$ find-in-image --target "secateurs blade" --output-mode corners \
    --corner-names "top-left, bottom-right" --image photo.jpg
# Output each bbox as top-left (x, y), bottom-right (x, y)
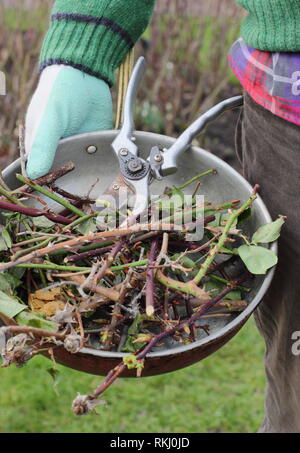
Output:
top-left (111, 57), bottom-right (243, 222)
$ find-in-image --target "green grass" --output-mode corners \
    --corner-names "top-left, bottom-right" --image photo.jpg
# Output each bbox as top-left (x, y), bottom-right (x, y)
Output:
top-left (0, 318), bottom-right (266, 433)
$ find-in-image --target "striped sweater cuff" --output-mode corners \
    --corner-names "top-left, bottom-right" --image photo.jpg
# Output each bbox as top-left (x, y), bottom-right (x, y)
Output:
top-left (238, 0), bottom-right (300, 51)
top-left (40, 0), bottom-right (155, 86)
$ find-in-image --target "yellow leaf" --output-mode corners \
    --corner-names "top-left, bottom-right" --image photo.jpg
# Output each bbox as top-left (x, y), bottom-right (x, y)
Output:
top-left (40, 301), bottom-right (65, 317)
top-left (183, 326), bottom-right (191, 335)
top-left (29, 288), bottom-right (66, 315)
top-left (34, 288), bottom-right (61, 301)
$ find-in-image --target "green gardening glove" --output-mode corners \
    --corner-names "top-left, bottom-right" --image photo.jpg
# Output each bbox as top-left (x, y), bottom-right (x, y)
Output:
top-left (25, 65), bottom-right (113, 180)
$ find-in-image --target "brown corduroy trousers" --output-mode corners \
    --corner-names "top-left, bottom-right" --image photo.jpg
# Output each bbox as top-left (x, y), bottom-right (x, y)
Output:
top-left (235, 93), bottom-right (300, 433)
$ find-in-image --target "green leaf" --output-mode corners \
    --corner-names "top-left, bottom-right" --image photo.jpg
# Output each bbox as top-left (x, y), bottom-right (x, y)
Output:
top-left (76, 218), bottom-right (97, 235)
top-left (122, 314), bottom-right (149, 352)
top-left (252, 217), bottom-right (285, 245)
top-left (47, 367), bottom-right (61, 396)
top-left (171, 254), bottom-right (197, 277)
top-left (170, 186), bottom-right (185, 201)
top-left (15, 311), bottom-right (58, 332)
top-left (32, 216), bottom-right (55, 229)
top-left (0, 290), bottom-right (27, 318)
top-left (2, 229), bottom-right (12, 248)
top-left (159, 186), bottom-right (185, 214)
top-left (237, 207), bottom-right (252, 225)
top-left (209, 212), bottom-right (238, 229)
top-left (0, 236), bottom-right (8, 252)
top-left (171, 254), bottom-right (195, 268)
top-left (238, 245), bottom-right (278, 275)
top-left (219, 246), bottom-right (239, 255)
top-left (204, 280), bottom-right (241, 301)
top-left (0, 272), bottom-right (22, 294)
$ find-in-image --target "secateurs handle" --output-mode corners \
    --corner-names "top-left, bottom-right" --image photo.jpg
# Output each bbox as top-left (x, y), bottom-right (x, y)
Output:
top-left (160, 95), bottom-right (244, 176)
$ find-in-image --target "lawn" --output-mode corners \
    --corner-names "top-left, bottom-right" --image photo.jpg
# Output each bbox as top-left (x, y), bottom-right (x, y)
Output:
top-left (0, 318), bottom-right (266, 433)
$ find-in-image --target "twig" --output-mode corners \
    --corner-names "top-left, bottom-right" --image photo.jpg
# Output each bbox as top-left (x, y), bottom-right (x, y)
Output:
top-left (16, 174), bottom-right (86, 218)
top-left (193, 191), bottom-right (258, 285)
top-left (145, 240), bottom-right (159, 316)
top-left (1, 325), bottom-right (65, 340)
top-left (85, 283), bottom-right (243, 405)
top-left (51, 185), bottom-right (95, 204)
top-left (178, 169), bottom-right (216, 190)
top-left (0, 199), bottom-right (71, 226)
top-left (94, 239), bottom-right (126, 283)
top-left (66, 245), bottom-right (114, 263)
top-left (16, 162), bottom-right (75, 194)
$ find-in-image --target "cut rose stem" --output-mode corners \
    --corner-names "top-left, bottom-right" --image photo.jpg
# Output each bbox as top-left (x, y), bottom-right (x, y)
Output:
top-left (66, 232), bottom-right (161, 263)
top-left (66, 245), bottom-right (114, 263)
top-left (1, 326), bottom-right (66, 341)
top-left (0, 200), bottom-right (72, 225)
top-left (11, 211), bottom-right (95, 260)
top-left (193, 191), bottom-right (258, 286)
top-left (16, 174), bottom-right (86, 218)
top-left (13, 259), bottom-right (149, 273)
top-left (145, 239), bottom-right (159, 316)
top-left (94, 239), bottom-right (126, 283)
top-left (0, 222), bottom-right (187, 273)
top-left (50, 185), bottom-right (95, 204)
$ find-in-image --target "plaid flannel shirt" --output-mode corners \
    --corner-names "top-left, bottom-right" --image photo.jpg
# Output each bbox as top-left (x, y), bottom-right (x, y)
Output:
top-left (228, 38), bottom-right (300, 126)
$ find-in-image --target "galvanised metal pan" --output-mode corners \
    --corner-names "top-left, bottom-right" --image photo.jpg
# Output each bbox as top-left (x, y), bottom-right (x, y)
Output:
top-left (2, 129), bottom-right (276, 377)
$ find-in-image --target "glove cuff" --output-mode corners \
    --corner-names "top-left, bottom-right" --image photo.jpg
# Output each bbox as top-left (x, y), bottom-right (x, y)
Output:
top-left (39, 0), bottom-right (155, 86)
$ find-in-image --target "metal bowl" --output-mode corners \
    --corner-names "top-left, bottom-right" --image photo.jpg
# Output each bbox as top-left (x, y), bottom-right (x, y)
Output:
top-left (2, 130), bottom-right (276, 377)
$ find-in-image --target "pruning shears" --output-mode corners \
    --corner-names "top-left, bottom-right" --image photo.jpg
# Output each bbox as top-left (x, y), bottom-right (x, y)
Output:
top-left (111, 57), bottom-right (243, 220)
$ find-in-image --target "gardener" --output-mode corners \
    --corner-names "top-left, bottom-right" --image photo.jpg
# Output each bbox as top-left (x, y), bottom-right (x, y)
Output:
top-left (25, 0), bottom-right (300, 433)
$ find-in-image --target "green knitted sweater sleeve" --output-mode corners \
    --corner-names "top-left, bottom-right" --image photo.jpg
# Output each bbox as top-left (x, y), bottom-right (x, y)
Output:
top-left (237, 0), bottom-right (300, 51)
top-left (40, 0), bottom-right (156, 86)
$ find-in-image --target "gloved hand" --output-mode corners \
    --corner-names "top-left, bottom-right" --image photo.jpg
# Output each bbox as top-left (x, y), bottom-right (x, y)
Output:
top-left (25, 65), bottom-right (113, 180)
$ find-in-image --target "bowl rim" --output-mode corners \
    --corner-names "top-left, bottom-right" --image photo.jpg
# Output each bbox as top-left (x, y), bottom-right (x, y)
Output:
top-left (3, 129), bottom-right (277, 359)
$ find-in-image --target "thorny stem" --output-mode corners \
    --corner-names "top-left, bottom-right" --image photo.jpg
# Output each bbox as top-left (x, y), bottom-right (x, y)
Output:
top-left (193, 192), bottom-right (257, 285)
top-left (156, 269), bottom-right (210, 301)
top-left (50, 185), bottom-right (95, 204)
top-left (0, 200), bottom-right (72, 225)
top-left (13, 259), bottom-right (149, 273)
top-left (1, 325), bottom-right (66, 341)
top-left (0, 186), bottom-right (26, 206)
top-left (87, 282), bottom-right (243, 405)
top-left (94, 239), bottom-right (126, 283)
top-left (0, 222), bottom-right (188, 272)
top-left (16, 174), bottom-right (86, 218)
top-left (66, 245), bottom-right (114, 263)
top-left (178, 169), bottom-right (216, 191)
top-left (162, 169), bottom-right (216, 197)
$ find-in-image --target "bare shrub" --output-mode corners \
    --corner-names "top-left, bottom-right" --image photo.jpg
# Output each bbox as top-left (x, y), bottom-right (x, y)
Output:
top-left (0, 0), bottom-right (243, 167)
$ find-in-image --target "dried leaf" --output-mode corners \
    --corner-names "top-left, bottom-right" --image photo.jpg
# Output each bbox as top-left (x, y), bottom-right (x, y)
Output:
top-left (29, 288), bottom-right (66, 316)
top-left (40, 301), bottom-right (66, 317)
top-left (33, 288), bottom-right (62, 301)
